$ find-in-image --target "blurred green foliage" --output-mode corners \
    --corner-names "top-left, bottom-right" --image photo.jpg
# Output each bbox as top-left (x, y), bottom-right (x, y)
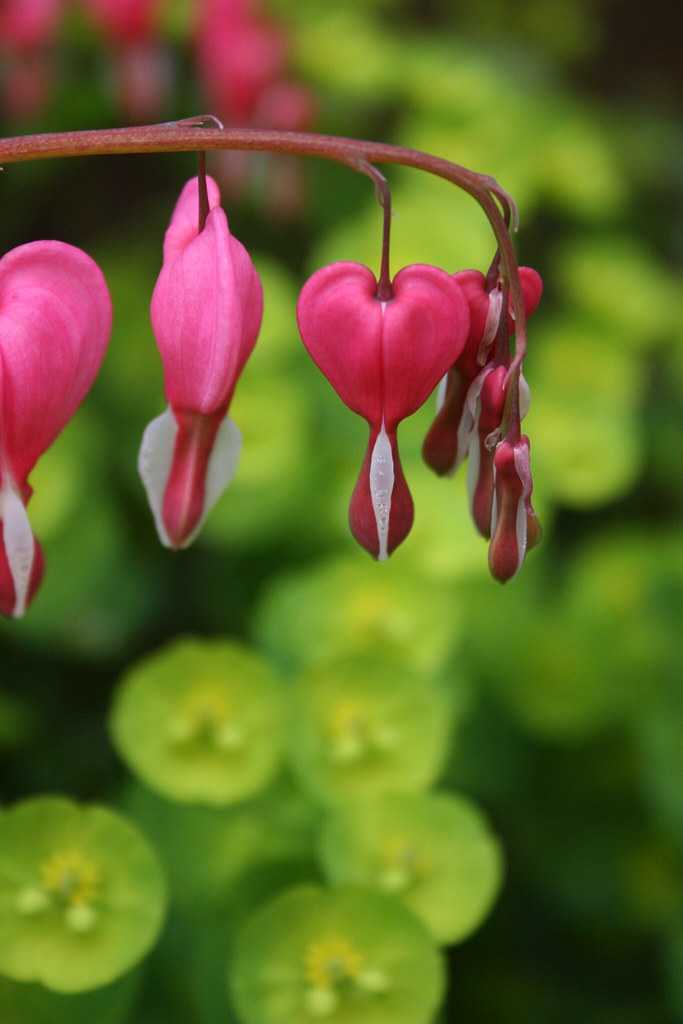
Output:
top-left (1, 0), bottom-right (682, 1021)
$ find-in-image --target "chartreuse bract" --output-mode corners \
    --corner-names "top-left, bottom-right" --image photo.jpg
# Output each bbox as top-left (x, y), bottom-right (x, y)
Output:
top-left (0, 796), bottom-right (166, 993)
top-left (109, 636), bottom-right (285, 805)
top-left (229, 884), bottom-right (444, 1024)
top-left (286, 653), bottom-right (454, 805)
top-left (319, 791), bottom-right (504, 945)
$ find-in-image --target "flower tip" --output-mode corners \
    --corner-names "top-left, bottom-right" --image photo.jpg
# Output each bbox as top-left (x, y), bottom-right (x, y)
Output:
top-left (349, 426), bottom-right (414, 560)
top-left (0, 519), bottom-right (44, 619)
top-left (138, 408), bottom-right (242, 550)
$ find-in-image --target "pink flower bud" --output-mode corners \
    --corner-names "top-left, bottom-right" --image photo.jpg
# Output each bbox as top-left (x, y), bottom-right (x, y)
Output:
top-left (297, 261), bottom-right (469, 559)
top-left (423, 267), bottom-right (542, 477)
top-left (466, 364), bottom-right (508, 538)
top-left (138, 175), bottom-right (263, 550)
top-left (0, 241), bottom-right (111, 617)
top-left (488, 435), bottom-right (541, 583)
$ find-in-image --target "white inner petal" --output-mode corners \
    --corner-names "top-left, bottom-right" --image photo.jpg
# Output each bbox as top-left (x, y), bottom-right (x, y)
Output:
top-left (465, 431), bottom-right (481, 517)
top-left (193, 414), bottom-right (242, 548)
top-left (478, 287), bottom-right (504, 364)
top-left (1, 482), bottom-right (35, 618)
top-left (137, 408), bottom-right (177, 548)
top-left (435, 373), bottom-right (448, 414)
top-left (513, 487), bottom-right (528, 577)
top-left (137, 407), bottom-right (242, 549)
top-left (369, 420), bottom-right (394, 562)
top-left (519, 372), bottom-right (531, 419)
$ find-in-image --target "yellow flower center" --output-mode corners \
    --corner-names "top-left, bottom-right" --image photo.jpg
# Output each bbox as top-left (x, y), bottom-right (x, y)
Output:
top-left (167, 685), bottom-right (246, 749)
top-left (302, 936), bottom-right (364, 990)
top-left (379, 836), bottom-right (429, 892)
top-left (326, 702), bottom-right (397, 763)
top-left (39, 851), bottom-right (101, 907)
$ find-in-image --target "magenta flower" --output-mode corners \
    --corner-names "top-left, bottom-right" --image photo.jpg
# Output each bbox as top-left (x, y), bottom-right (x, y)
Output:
top-left (0, 241), bottom-right (112, 617)
top-left (488, 435), bottom-right (541, 583)
top-left (297, 261), bottom-right (469, 559)
top-left (138, 175), bottom-right (263, 550)
top-left (423, 266), bottom-right (542, 477)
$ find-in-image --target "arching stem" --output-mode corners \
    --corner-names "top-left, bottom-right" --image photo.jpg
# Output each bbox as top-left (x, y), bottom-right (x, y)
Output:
top-left (0, 120), bottom-right (527, 370)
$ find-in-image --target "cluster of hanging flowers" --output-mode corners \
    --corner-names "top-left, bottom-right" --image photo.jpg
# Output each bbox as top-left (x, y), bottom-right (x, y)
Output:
top-left (297, 170), bottom-right (543, 582)
top-left (0, 149), bottom-right (542, 619)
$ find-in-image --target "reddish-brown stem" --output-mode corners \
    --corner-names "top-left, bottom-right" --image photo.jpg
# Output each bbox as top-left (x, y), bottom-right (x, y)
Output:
top-left (0, 120), bottom-right (527, 366)
top-left (197, 150), bottom-right (210, 233)
top-left (359, 161), bottom-right (392, 301)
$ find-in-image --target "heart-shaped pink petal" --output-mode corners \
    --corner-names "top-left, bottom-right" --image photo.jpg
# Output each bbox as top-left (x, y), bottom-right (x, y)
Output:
top-left (0, 240), bottom-right (111, 487)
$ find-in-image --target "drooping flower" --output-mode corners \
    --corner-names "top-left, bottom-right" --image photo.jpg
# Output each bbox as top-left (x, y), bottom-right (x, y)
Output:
top-left (297, 261), bottom-right (469, 559)
top-left (0, 241), bottom-right (112, 617)
top-left (488, 434), bottom-right (541, 583)
top-left (138, 174), bottom-right (263, 550)
top-left (423, 266), bottom-right (542, 477)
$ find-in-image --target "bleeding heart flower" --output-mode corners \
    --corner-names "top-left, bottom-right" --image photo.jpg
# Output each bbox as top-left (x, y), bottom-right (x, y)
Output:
top-left (138, 174), bottom-right (263, 550)
top-left (488, 435), bottom-right (541, 583)
top-left (423, 266), bottom-right (542, 477)
top-left (297, 261), bottom-right (469, 560)
top-left (0, 241), bottom-right (112, 617)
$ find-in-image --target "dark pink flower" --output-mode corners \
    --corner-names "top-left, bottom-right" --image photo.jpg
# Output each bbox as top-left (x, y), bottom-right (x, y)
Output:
top-left (423, 266), bottom-right (542, 477)
top-left (488, 435), bottom-right (541, 583)
top-left (297, 261), bottom-right (469, 559)
top-left (138, 175), bottom-right (263, 550)
top-left (0, 241), bottom-right (111, 617)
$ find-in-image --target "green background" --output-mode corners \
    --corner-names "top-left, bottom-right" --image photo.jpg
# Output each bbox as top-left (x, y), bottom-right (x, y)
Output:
top-left (1, 0), bottom-right (682, 1020)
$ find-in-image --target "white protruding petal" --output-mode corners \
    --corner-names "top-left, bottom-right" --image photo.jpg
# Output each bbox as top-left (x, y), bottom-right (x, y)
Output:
top-left (138, 406), bottom-right (243, 549)
top-left (490, 485), bottom-right (499, 538)
top-left (519, 372), bottom-right (531, 419)
top-left (191, 414), bottom-right (241, 548)
top-left (452, 400), bottom-right (476, 477)
top-left (138, 408), bottom-right (177, 548)
top-left (514, 489), bottom-right (528, 574)
top-left (465, 431), bottom-right (481, 518)
top-left (1, 482), bottom-right (35, 618)
top-left (477, 287), bottom-right (504, 364)
top-left (435, 373), bottom-right (448, 414)
top-left (369, 420), bottom-right (394, 562)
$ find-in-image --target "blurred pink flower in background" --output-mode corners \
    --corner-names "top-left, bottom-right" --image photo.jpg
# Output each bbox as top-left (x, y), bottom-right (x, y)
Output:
top-left (0, 0), bottom-right (63, 117)
top-left (78, 0), bottom-right (170, 121)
